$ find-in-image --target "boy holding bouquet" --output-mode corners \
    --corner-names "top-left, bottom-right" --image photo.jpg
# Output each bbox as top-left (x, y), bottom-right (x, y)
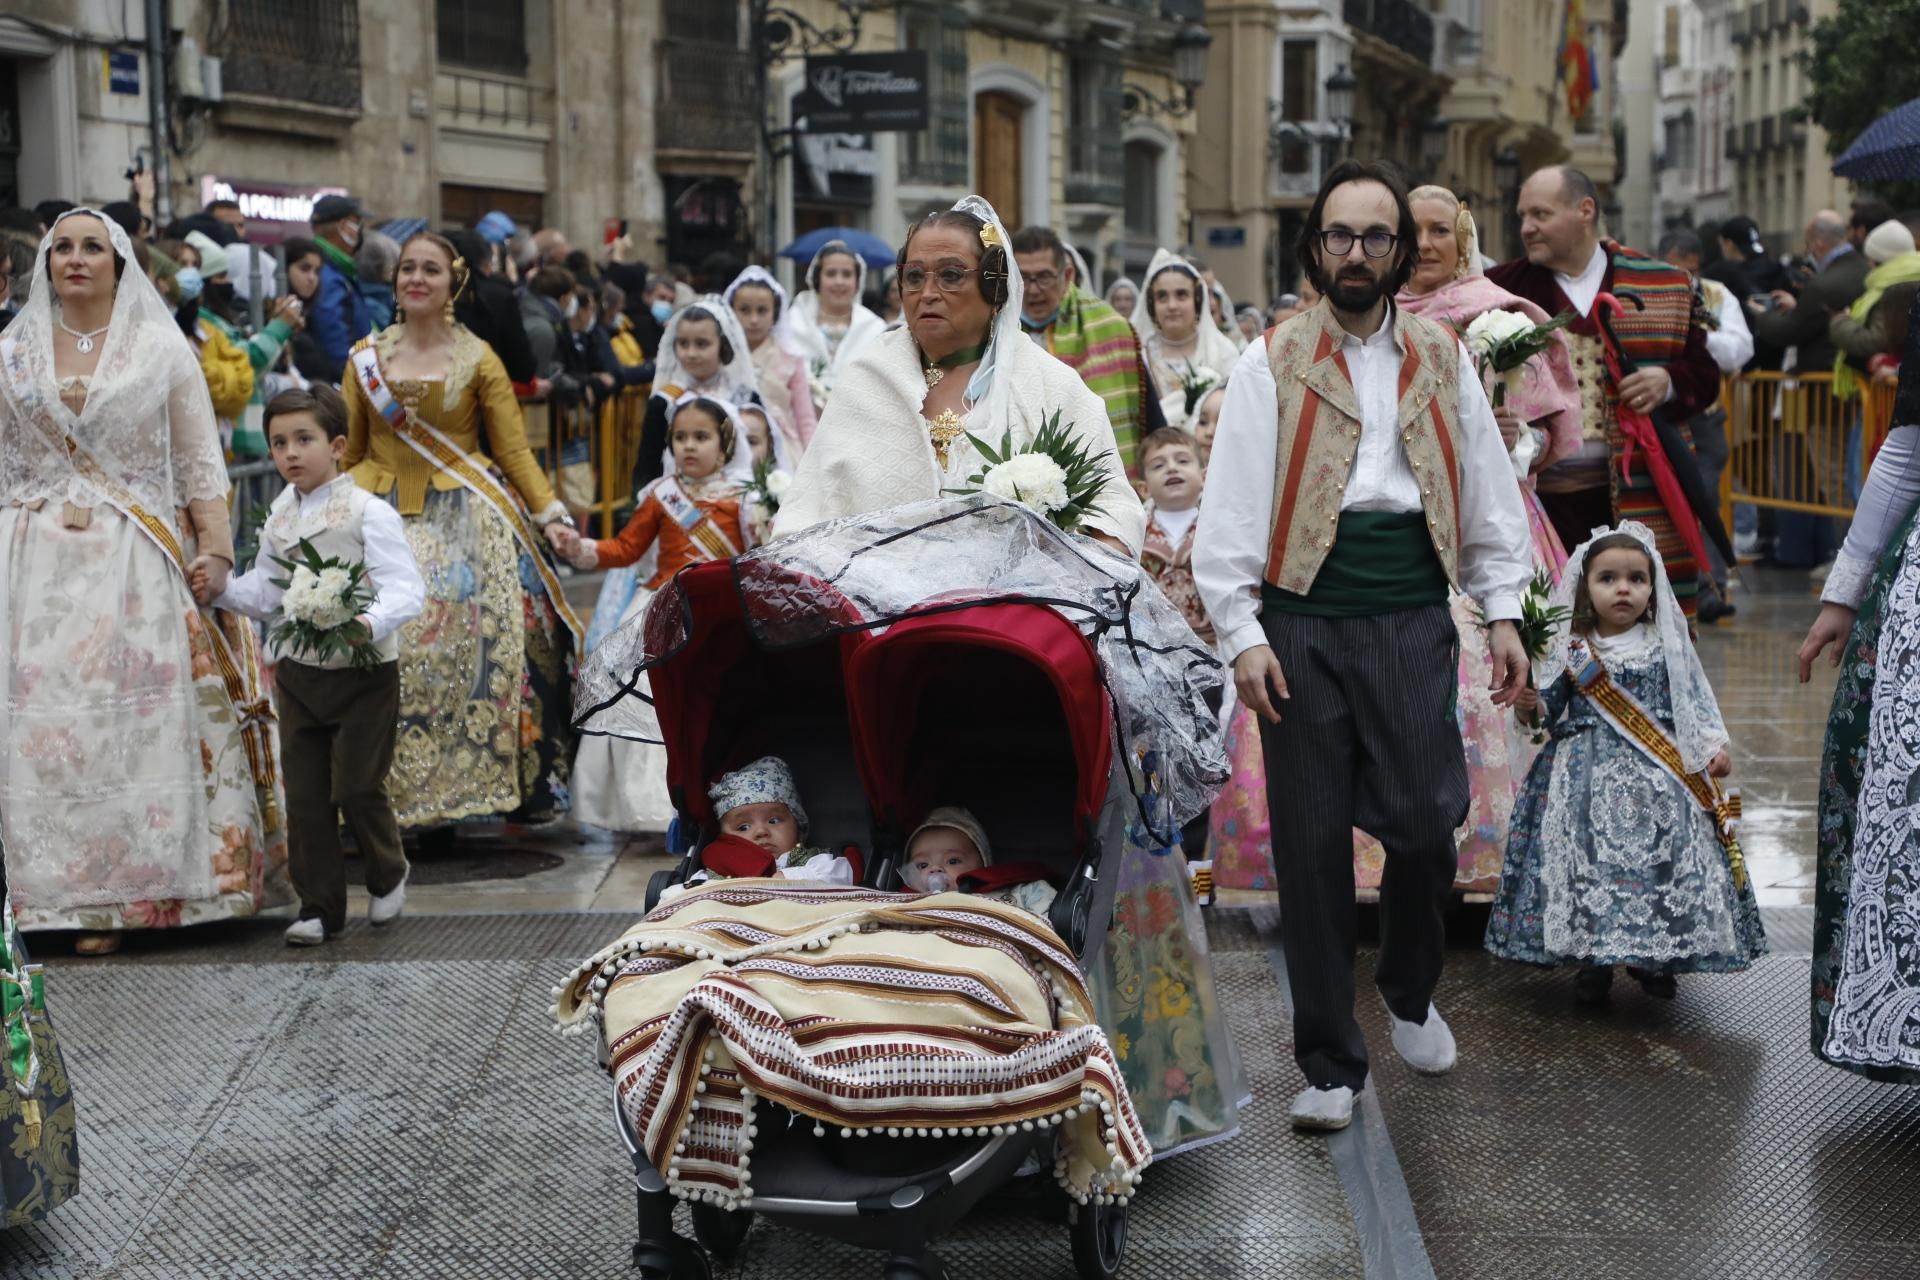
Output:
top-left (192, 387), bottom-right (426, 945)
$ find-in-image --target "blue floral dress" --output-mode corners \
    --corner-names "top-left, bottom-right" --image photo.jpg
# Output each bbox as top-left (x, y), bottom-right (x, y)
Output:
top-left (1486, 625), bottom-right (1766, 972)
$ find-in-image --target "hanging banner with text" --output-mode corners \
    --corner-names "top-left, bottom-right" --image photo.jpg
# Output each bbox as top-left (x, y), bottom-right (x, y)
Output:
top-left (792, 51), bottom-right (929, 134)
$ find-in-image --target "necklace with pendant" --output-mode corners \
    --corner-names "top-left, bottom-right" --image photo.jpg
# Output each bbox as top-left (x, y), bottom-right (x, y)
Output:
top-left (58, 317), bottom-right (111, 354)
top-left (921, 341), bottom-right (987, 389)
top-left (927, 408), bottom-right (967, 469)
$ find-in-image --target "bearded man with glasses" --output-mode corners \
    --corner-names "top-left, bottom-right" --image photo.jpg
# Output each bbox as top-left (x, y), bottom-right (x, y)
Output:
top-left (1008, 225), bottom-right (1160, 479)
top-left (1194, 160), bottom-right (1534, 1133)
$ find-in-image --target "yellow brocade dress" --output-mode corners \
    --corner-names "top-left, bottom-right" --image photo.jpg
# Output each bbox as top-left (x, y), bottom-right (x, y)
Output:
top-left (341, 327), bottom-right (577, 826)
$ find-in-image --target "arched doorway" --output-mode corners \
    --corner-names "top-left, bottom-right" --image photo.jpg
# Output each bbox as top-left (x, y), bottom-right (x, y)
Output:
top-left (974, 91), bottom-right (1025, 229)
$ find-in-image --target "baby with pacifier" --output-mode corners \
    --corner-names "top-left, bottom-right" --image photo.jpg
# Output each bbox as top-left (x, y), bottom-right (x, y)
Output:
top-left (900, 806), bottom-right (1057, 917)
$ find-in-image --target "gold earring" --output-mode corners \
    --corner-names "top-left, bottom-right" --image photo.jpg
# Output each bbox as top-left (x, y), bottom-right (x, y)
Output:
top-left (443, 295), bottom-right (455, 323)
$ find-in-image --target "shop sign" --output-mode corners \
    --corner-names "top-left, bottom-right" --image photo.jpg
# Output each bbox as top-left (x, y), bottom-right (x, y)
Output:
top-left (199, 177), bottom-right (348, 228)
top-left (793, 51), bottom-right (929, 134)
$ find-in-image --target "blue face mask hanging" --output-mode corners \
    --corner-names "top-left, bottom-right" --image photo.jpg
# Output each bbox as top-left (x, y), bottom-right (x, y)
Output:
top-left (650, 300), bottom-right (673, 324)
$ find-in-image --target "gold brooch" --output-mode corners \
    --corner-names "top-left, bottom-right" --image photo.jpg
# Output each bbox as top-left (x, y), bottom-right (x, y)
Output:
top-left (928, 409), bottom-right (966, 468)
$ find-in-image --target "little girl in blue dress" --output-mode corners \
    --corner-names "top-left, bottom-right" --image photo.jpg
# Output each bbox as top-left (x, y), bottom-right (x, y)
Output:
top-left (1486, 522), bottom-right (1766, 1003)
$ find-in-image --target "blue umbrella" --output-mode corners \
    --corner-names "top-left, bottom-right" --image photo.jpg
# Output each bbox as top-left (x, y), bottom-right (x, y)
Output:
top-left (1834, 96), bottom-right (1920, 182)
top-left (777, 226), bottom-right (896, 269)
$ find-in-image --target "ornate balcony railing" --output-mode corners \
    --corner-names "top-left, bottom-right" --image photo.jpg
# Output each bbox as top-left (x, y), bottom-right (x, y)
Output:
top-left (211, 0), bottom-right (362, 110)
top-left (1342, 0), bottom-right (1436, 66)
top-left (657, 40), bottom-right (758, 155)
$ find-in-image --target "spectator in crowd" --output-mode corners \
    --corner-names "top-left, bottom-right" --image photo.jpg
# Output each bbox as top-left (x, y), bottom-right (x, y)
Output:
top-left (166, 210), bottom-right (238, 247)
top-left (1749, 210), bottom-right (1870, 565)
top-left (533, 227), bottom-right (571, 271)
top-left (206, 198), bottom-right (247, 232)
top-left (1104, 276), bottom-right (1137, 320)
top-left (1267, 294), bottom-right (1302, 326)
top-left (520, 265), bottom-right (580, 401)
top-left (1660, 228), bottom-right (1755, 623)
top-left (667, 262), bottom-right (697, 307)
top-left (1848, 199), bottom-right (1895, 253)
top-left (562, 284), bottom-right (620, 407)
top-left (508, 229), bottom-right (538, 283)
top-left (475, 210), bottom-right (517, 246)
top-left (1011, 224), bottom-right (1156, 476)
top-left (1710, 215), bottom-right (1791, 313)
top-left (308, 194), bottom-right (373, 381)
top-left (1830, 219), bottom-right (1920, 393)
top-left (0, 235), bottom-right (30, 330)
top-left (32, 200), bottom-right (73, 231)
top-left (355, 229), bottom-right (401, 331)
top-left (1235, 304), bottom-right (1264, 345)
top-left (0, 206), bottom-right (44, 241)
top-left (598, 282), bottom-right (653, 382)
top-left (182, 229), bottom-right (304, 457)
top-left (273, 237), bottom-right (332, 382)
top-left (445, 227), bottom-right (537, 385)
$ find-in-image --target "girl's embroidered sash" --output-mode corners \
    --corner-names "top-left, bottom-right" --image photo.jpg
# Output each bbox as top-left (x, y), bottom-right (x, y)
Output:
top-left (1, 336), bottom-right (281, 824)
top-left (1569, 637), bottom-right (1746, 889)
top-left (352, 346), bottom-right (582, 640)
top-left (654, 476), bottom-right (740, 563)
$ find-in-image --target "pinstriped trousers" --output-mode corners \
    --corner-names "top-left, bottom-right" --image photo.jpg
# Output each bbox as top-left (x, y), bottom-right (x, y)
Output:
top-left (1256, 604), bottom-right (1468, 1091)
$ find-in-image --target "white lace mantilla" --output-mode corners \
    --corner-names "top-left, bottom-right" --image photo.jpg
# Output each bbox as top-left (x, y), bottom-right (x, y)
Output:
top-left (0, 215), bottom-right (227, 517)
top-left (1822, 511), bottom-right (1920, 1070)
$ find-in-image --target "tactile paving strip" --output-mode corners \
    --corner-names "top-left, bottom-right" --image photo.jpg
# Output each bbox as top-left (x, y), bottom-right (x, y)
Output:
top-left (1356, 949), bottom-right (1920, 1280)
top-left (0, 913), bottom-right (1358, 1279)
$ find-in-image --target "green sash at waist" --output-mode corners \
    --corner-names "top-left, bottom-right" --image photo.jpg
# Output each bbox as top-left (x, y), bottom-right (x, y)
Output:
top-left (1262, 510), bottom-right (1448, 618)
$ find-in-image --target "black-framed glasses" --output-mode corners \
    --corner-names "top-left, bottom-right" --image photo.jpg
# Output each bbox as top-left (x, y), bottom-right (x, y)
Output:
top-left (1315, 229), bottom-right (1399, 259)
top-left (900, 265), bottom-right (980, 294)
top-left (1019, 269), bottom-right (1061, 289)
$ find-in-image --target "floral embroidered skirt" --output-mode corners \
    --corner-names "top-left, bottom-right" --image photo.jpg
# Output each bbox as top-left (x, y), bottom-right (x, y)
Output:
top-left (1812, 500), bottom-right (1920, 1085)
top-left (1090, 794), bottom-right (1247, 1156)
top-left (387, 488), bottom-right (576, 828)
top-left (0, 503), bottom-right (290, 930)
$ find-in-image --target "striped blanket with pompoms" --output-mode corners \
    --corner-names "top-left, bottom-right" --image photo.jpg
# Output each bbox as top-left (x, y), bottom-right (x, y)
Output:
top-left (554, 881), bottom-right (1151, 1208)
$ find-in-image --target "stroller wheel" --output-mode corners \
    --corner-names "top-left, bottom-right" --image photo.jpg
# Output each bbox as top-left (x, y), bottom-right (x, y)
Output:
top-left (690, 1200), bottom-right (752, 1260)
top-left (1069, 1197), bottom-right (1129, 1279)
top-left (879, 1252), bottom-right (949, 1280)
top-left (631, 1234), bottom-right (710, 1280)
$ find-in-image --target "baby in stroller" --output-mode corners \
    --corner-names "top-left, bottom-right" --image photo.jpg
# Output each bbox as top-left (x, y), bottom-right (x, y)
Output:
top-left (665, 756), bottom-right (855, 894)
top-left (901, 806), bottom-right (1057, 918)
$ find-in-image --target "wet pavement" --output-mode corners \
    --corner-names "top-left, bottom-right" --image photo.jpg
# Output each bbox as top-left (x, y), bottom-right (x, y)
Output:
top-left (5, 573), bottom-right (1912, 1280)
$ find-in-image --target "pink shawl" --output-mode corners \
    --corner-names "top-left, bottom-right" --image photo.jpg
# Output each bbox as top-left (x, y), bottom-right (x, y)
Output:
top-left (1396, 274), bottom-right (1581, 473)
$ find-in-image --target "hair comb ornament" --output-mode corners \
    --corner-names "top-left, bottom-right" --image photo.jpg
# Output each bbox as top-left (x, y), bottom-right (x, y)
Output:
top-left (979, 223), bottom-right (1000, 250)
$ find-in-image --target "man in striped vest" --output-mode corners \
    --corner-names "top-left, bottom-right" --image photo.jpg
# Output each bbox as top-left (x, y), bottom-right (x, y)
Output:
top-left (1488, 165), bottom-right (1721, 618)
top-left (1195, 161), bottom-right (1534, 1132)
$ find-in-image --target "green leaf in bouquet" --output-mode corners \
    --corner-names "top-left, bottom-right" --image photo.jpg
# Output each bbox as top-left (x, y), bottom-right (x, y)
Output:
top-left (965, 430), bottom-right (1007, 469)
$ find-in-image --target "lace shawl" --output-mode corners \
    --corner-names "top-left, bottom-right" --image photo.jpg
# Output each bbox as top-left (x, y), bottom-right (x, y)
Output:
top-left (0, 209), bottom-right (227, 517)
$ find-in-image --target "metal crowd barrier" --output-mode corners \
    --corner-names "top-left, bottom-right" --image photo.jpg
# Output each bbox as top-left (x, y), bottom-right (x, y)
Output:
top-left (1718, 369), bottom-right (1896, 528)
top-left (227, 457), bottom-right (284, 565)
top-left (523, 384), bottom-right (651, 538)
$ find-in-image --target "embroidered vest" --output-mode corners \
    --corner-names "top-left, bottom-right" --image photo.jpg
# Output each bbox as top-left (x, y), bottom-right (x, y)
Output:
top-left (1260, 305), bottom-right (1465, 596)
top-left (260, 475), bottom-right (399, 668)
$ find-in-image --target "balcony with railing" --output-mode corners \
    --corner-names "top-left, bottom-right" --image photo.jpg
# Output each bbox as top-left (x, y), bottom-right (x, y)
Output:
top-left (657, 40), bottom-right (759, 156)
top-left (210, 0), bottom-right (361, 111)
top-left (1343, 0), bottom-right (1436, 65)
top-left (436, 69), bottom-right (552, 131)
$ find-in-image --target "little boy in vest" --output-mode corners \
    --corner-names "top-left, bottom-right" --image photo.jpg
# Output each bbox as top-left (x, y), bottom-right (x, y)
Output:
top-left (1138, 425), bottom-right (1217, 877)
top-left (193, 387), bottom-right (426, 946)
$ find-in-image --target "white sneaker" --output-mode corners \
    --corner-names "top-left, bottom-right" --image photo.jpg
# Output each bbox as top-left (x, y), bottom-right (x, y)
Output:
top-left (1289, 1085), bottom-right (1356, 1132)
top-left (1388, 1002), bottom-right (1457, 1075)
top-left (368, 870), bottom-right (408, 926)
top-left (284, 918), bottom-right (327, 947)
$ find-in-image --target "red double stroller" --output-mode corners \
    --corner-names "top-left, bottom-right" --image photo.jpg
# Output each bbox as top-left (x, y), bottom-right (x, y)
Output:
top-left (579, 558), bottom-right (1134, 1280)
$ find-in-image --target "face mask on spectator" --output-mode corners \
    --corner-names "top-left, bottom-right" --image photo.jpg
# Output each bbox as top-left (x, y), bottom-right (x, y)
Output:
top-left (175, 266), bottom-right (204, 302)
top-left (564, 295), bottom-right (579, 319)
top-left (650, 300), bottom-right (673, 324)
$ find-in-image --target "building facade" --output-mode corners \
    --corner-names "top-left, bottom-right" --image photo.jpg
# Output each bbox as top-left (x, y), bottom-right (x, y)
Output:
top-left (762, 0), bottom-right (1199, 295)
top-left (1728, 0), bottom-right (1851, 255)
top-left (1651, 0), bottom-right (1738, 242)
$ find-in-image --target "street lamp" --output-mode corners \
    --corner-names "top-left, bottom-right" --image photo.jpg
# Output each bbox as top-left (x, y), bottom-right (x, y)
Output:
top-left (1123, 23), bottom-right (1215, 119)
top-left (1323, 65), bottom-right (1358, 161)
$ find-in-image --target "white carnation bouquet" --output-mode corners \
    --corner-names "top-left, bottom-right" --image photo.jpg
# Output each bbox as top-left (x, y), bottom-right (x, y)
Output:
top-left (271, 538), bottom-right (381, 670)
top-left (946, 410), bottom-right (1109, 534)
top-left (743, 458), bottom-right (791, 545)
top-left (1460, 308), bottom-right (1572, 410)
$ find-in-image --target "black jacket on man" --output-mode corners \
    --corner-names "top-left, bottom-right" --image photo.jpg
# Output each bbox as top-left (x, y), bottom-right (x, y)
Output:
top-left (458, 273), bottom-right (537, 384)
top-left (1750, 246), bottom-right (1871, 376)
